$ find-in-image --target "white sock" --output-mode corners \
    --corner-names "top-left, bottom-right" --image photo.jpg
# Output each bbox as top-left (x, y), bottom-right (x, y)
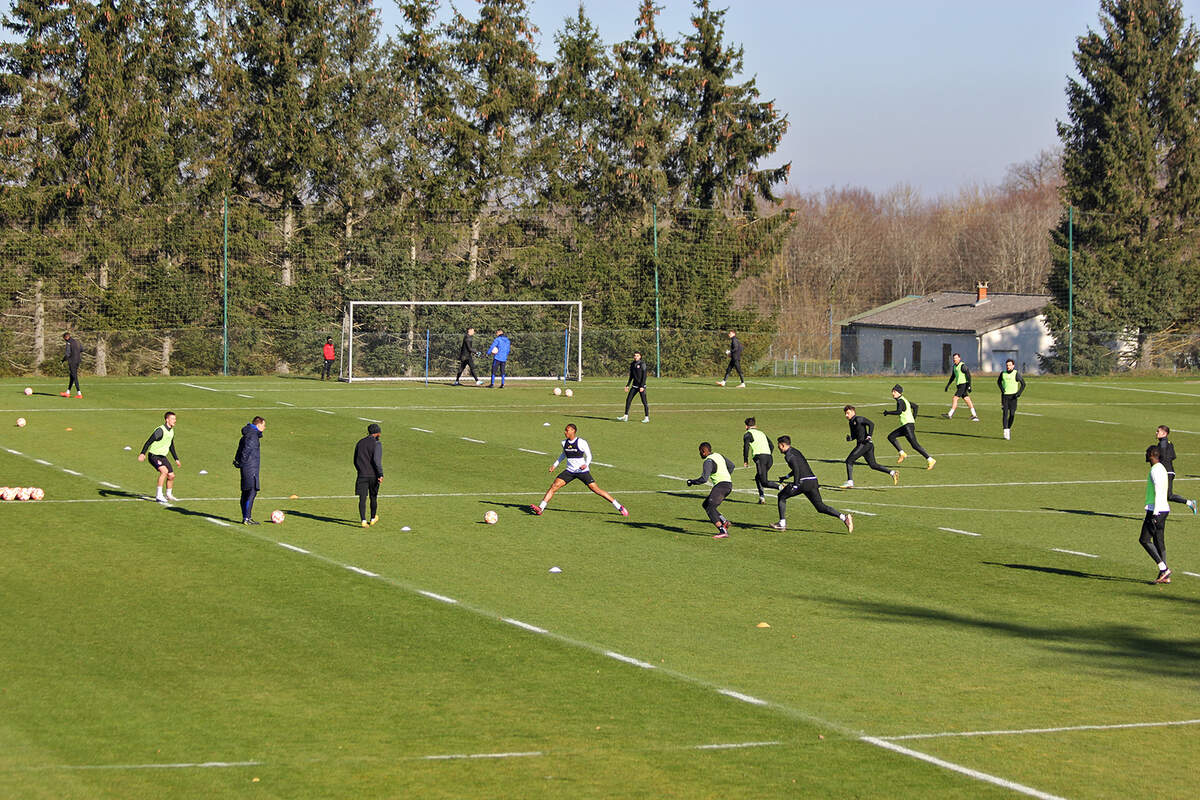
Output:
top-left (538, 501), bottom-right (547, 510)
top-left (1158, 561), bottom-right (1168, 570)
top-left (611, 498), bottom-right (621, 509)
top-left (947, 409), bottom-right (954, 417)
top-left (838, 514), bottom-right (846, 521)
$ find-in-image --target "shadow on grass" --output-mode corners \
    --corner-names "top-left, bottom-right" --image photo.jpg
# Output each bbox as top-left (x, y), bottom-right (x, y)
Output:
top-left (1043, 507), bottom-right (1134, 520)
top-left (282, 508), bottom-right (360, 527)
top-left (99, 488), bottom-right (146, 500)
top-left (982, 561), bottom-right (1145, 584)
top-left (922, 430), bottom-right (992, 440)
top-left (164, 505), bottom-right (238, 524)
top-left (606, 518), bottom-right (706, 536)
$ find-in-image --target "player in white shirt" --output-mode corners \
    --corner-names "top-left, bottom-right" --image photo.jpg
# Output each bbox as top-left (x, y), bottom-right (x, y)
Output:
top-left (530, 424), bottom-right (628, 517)
top-left (1140, 445), bottom-right (1172, 584)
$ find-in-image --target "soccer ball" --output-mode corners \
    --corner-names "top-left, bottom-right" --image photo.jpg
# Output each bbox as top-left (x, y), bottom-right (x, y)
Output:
top-left (16, 487), bottom-right (31, 501)
top-left (564, 388), bottom-right (573, 398)
top-left (484, 510), bottom-right (499, 525)
top-left (16, 418), bottom-right (26, 427)
top-left (23, 387), bottom-right (32, 396)
top-left (30, 487), bottom-right (44, 501)
top-left (270, 509), bottom-right (285, 524)
top-left (0, 487), bottom-right (9, 500)
top-left (553, 387), bottom-right (562, 396)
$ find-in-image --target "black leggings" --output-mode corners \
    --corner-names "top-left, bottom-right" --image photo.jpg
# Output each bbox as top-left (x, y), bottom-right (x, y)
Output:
top-left (1167, 473), bottom-right (1189, 505)
top-left (67, 363), bottom-right (80, 393)
top-left (356, 478), bottom-right (380, 520)
top-left (625, 386), bottom-right (648, 415)
top-left (888, 424), bottom-right (930, 459)
top-left (751, 453), bottom-right (774, 497)
top-left (241, 489), bottom-right (257, 519)
top-left (779, 479), bottom-right (840, 520)
top-left (1139, 510), bottom-right (1168, 564)
top-left (1001, 395), bottom-right (1018, 429)
top-left (456, 358), bottom-right (477, 381)
top-left (723, 358), bottom-right (744, 382)
top-left (845, 442), bottom-right (891, 480)
top-left (703, 481), bottom-right (732, 525)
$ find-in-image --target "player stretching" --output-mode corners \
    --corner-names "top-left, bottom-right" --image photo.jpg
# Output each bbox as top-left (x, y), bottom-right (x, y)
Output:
top-left (1155, 425), bottom-right (1198, 514)
top-left (841, 406), bottom-right (897, 488)
top-left (686, 442), bottom-right (735, 538)
top-left (770, 435), bottom-right (852, 533)
top-left (942, 353), bottom-right (978, 421)
top-left (743, 417), bottom-right (773, 503)
top-left (884, 385), bottom-right (935, 469)
top-left (996, 358), bottom-right (1026, 440)
top-left (137, 411), bottom-right (180, 503)
top-left (1140, 445), bottom-right (1172, 583)
top-left (618, 351), bottom-right (649, 422)
top-left (530, 424), bottom-right (627, 517)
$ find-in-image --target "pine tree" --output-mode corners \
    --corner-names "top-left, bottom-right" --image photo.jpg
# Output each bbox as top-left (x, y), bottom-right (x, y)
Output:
top-left (1045, 0), bottom-right (1200, 372)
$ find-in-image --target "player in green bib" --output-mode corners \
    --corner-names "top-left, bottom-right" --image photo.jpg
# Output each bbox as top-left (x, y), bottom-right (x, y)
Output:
top-left (942, 353), bottom-right (979, 421)
top-left (883, 385), bottom-right (935, 469)
top-left (743, 417), bottom-right (773, 503)
top-left (996, 358), bottom-right (1026, 440)
top-left (687, 442), bottom-right (736, 538)
top-left (137, 411), bottom-right (181, 503)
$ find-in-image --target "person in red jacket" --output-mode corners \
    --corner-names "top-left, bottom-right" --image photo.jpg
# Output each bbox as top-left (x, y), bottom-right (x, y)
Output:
top-left (321, 337), bottom-right (336, 380)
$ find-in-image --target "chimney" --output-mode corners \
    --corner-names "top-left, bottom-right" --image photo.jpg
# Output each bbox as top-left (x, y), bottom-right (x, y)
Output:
top-left (974, 281), bottom-right (989, 306)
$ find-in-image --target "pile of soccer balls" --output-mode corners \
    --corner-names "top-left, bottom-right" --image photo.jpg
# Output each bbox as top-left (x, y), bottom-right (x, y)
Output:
top-left (0, 487), bottom-right (45, 501)
top-left (552, 387), bottom-right (574, 397)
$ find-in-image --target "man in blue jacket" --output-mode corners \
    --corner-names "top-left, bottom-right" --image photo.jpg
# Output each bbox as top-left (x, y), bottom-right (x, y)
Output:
top-left (488, 329), bottom-right (511, 388)
top-left (233, 416), bottom-right (266, 524)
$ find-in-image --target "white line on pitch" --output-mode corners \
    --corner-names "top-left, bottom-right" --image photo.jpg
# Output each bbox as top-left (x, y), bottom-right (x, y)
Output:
top-left (411, 427), bottom-right (433, 433)
top-left (358, 417), bottom-right (381, 423)
top-left (5, 448), bottom-right (23, 455)
top-left (880, 717), bottom-right (1200, 742)
top-left (693, 741), bottom-right (782, 750)
top-left (277, 401), bottom-right (295, 406)
top-left (418, 590), bottom-right (457, 604)
top-left (345, 565), bottom-right (379, 577)
top-left (843, 509), bottom-right (878, 516)
top-left (422, 751), bottom-right (542, 761)
top-left (315, 409), bottom-right (335, 415)
top-left (593, 461), bottom-right (614, 467)
top-left (605, 651), bottom-right (656, 669)
top-left (502, 618), bottom-right (548, 634)
top-left (718, 689), bottom-right (768, 706)
top-left (237, 394), bottom-right (253, 398)
top-left (658, 474), bottom-right (687, 481)
top-left (99, 481), bottom-right (120, 488)
top-left (1183, 571), bottom-right (1200, 578)
top-left (938, 527), bottom-right (981, 537)
top-left (860, 737), bottom-right (1064, 800)
top-left (1019, 412), bottom-right (1044, 416)
top-left (206, 518), bottom-right (231, 527)
top-left (182, 383), bottom-right (219, 392)
top-left (461, 437), bottom-right (486, 444)
top-left (1051, 548), bottom-right (1098, 558)
top-left (1086, 419), bottom-right (1120, 425)
top-left (278, 542), bottom-right (310, 554)
top-left (62, 468), bottom-right (82, 476)
top-left (55, 760), bottom-right (262, 771)
top-left (518, 448), bottom-right (548, 455)
top-left (34, 458), bottom-right (51, 465)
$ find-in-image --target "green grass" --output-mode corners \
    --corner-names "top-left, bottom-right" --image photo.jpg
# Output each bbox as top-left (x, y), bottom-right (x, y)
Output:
top-left (1, 374), bottom-right (1198, 798)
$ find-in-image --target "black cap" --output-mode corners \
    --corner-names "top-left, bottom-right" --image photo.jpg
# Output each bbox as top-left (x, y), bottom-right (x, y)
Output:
top-left (367, 423), bottom-right (381, 435)
top-left (892, 384), bottom-right (903, 394)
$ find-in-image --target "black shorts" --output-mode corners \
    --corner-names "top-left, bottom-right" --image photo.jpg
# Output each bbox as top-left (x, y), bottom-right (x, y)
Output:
top-left (147, 454), bottom-right (173, 473)
top-left (355, 476), bottom-right (380, 496)
top-left (558, 470), bottom-right (595, 485)
top-left (954, 384), bottom-right (971, 398)
top-left (240, 470), bottom-right (260, 491)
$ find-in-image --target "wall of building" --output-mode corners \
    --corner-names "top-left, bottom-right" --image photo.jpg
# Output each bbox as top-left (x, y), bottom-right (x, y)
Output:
top-left (840, 315), bottom-right (1053, 375)
top-left (979, 315), bottom-right (1053, 374)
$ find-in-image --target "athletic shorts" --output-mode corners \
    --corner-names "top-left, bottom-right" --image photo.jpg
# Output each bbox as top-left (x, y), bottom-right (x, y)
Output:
top-left (558, 470), bottom-right (594, 485)
top-left (355, 477), bottom-right (380, 496)
top-left (147, 454), bottom-right (173, 473)
top-left (954, 384), bottom-right (971, 398)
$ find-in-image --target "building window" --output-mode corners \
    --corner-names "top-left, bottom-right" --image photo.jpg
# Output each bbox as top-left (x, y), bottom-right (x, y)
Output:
top-left (942, 343), bottom-right (952, 373)
top-left (912, 341), bottom-right (921, 372)
top-left (883, 339), bottom-right (893, 370)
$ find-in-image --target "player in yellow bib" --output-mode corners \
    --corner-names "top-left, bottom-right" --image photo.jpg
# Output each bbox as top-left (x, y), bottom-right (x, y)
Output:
top-left (942, 353), bottom-right (978, 421)
top-left (137, 411), bottom-right (180, 503)
top-left (883, 385), bottom-right (935, 469)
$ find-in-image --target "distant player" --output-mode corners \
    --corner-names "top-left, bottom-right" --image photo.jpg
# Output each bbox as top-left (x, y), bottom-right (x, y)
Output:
top-left (841, 405), bottom-right (897, 488)
top-left (530, 423), bottom-right (627, 517)
top-left (618, 351), bottom-right (649, 422)
top-left (233, 416), bottom-right (266, 524)
top-left (996, 358), bottom-right (1026, 440)
top-left (884, 384), bottom-right (935, 469)
top-left (942, 353), bottom-right (978, 421)
top-left (1155, 425), bottom-right (1198, 514)
top-left (354, 423), bottom-right (383, 528)
top-left (487, 329), bottom-right (511, 388)
top-left (717, 330), bottom-right (745, 387)
top-left (321, 337), bottom-right (336, 380)
top-left (1140, 445), bottom-right (1172, 583)
top-left (686, 442), bottom-right (735, 538)
top-left (770, 435), bottom-right (852, 533)
top-left (61, 332), bottom-right (82, 398)
top-left (742, 417), bottom-right (773, 504)
top-left (454, 327), bottom-right (483, 386)
top-left (137, 411), bottom-right (180, 504)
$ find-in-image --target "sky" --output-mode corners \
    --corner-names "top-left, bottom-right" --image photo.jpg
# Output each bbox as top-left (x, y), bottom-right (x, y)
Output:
top-left (374, 0), bottom-right (1200, 198)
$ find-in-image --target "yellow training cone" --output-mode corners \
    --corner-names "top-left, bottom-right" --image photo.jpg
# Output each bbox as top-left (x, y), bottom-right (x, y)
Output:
top-left (756, 622), bottom-right (771, 628)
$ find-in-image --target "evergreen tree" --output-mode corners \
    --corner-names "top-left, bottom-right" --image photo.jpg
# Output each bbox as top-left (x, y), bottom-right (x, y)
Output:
top-left (1045, 0), bottom-right (1200, 372)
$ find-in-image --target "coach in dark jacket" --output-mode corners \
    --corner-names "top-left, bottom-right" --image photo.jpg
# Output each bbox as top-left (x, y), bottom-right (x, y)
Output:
top-left (62, 332), bottom-right (83, 397)
top-left (233, 416), bottom-right (266, 524)
top-left (354, 423), bottom-right (384, 527)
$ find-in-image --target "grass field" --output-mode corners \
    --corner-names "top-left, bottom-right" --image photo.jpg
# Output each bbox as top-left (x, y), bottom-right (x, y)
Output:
top-left (1, 373), bottom-right (1198, 799)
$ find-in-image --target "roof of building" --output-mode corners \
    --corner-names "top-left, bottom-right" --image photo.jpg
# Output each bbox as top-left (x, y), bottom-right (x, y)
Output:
top-left (842, 291), bottom-right (1049, 335)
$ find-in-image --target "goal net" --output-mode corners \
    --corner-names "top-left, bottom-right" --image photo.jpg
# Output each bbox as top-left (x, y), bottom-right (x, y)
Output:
top-left (341, 301), bottom-right (583, 382)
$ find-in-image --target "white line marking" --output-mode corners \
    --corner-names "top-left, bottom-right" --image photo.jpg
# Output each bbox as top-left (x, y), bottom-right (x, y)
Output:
top-left (881, 718), bottom-right (1200, 741)
top-left (58, 760), bottom-right (261, 771)
top-left (593, 461), bottom-right (614, 468)
top-left (658, 474), bottom-right (687, 481)
top-left (315, 409), bottom-right (335, 415)
top-left (461, 437), bottom-right (486, 444)
top-left (422, 751), bottom-right (542, 761)
top-left (411, 427), bottom-right (433, 433)
top-left (34, 458), bottom-right (51, 466)
top-left (843, 509), bottom-right (878, 517)
top-left (1183, 571), bottom-right (1200, 578)
top-left (99, 481), bottom-right (120, 489)
top-left (938, 527), bottom-right (981, 537)
top-left (278, 542), bottom-right (310, 554)
top-left (502, 618), bottom-right (548, 634)
top-left (237, 394), bottom-right (253, 398)
top-left (358, 417), bottom-right (381, 423)
top-left (206, 518), bottom-right (232, 527)
top-left (182, 383), bottom-right (219, 392)
top-left (604, 651), bottom-right (656, 669)
top-left (345, 565), bottom-right (379, 577)
top-left (861, 737), bottom-right (1064, 800)
top-left (61, 468), bottom-right (82, 476)
top-left (1086, 419), bottom-right (1120, 425)
top-left (418, 590), bottom-right (458, 604)
top-left (277, 401), bottom-right (295, 406)
top-left (1019, 412), bottom-right (1044, 416)
top-left (693, 741), bottom-right (782, 751)
top-left (518, 448), bottom-right (548, 455)
top-left (1173, 429), bottom-right (1200, 435)
top-left (718, 689), bottom-right (768, 706)
top-left (1051, 548), bottom-right (1099, 558)
top-left (5, 448), bottom-right (23, 455)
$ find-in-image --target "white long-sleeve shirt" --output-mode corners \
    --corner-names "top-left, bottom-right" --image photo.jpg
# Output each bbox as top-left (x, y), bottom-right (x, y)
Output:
top-left (1146, 462), bottom-right (1169, 513)
top-left (553, 436), bottom-right (592, 473)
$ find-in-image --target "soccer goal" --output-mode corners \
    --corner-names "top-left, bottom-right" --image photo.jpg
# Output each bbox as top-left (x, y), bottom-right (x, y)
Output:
top-left (340, 300), bottom-right (583, 383)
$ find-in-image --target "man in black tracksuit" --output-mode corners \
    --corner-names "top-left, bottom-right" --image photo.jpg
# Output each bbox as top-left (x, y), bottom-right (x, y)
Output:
top-left (233, 416), bottom-right (266, 524)
top-left (454, 328), bottom-right (481, 385)
top-left (619, 351), bottom-right (649, 422)
top-left (718, 330), bottom-right (745, 387)
top-left (769, 435), bottom-right (852, 533)
top-left (841, 405), bottom-right (898, 488)
top-left (1155, 425), bottom-right (1198, 514)
top-left (354, 423), bottom-right (384, 527)
top-left (61, 332), bottom-right (82, 398)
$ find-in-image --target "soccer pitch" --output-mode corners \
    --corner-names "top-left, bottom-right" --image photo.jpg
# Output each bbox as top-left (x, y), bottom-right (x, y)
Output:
top-left (1, 374), bottom-right (1198, 799)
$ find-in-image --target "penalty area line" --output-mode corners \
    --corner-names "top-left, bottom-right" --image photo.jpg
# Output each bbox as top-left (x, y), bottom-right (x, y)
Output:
top-left (879, 717), bottom-right (1200, 742)
top-left (860, 737), bottom-right (1064, 800)
top-left (181, 383), bottom-right (219, 392)
top-left (938, 527), bottom-right (981, 537)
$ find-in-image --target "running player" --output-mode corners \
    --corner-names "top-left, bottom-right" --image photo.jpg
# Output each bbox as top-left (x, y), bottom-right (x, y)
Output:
top-left (769, 435), bottom-right (852, 533)
top-left (884, 384), bottom-right (935, 469)
top-left (841, 405), bottom-right (898, 488)
top-left (1155, 425), bottom-right (1198, 514)
top-left (686, 442), bottom-right (735, 538)
top-left (137, 411), bottom-right (180, 503)
top-left (743, 417), bottom-right (773, 503)
top-left (996, 358), bottom-right (1026, 440)
top-left (530, 424), bottom-right (628, 517)
top-left (942, 353), bottom-right (978, 421)
top-left (1140, 445), bottom-right (1172, 583)
top-left (618, 351), bottom-right (649, 422)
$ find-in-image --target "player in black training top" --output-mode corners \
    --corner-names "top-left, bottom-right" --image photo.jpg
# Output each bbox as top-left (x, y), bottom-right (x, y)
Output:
top-left (841, 405), bottom-right (898, 488)
top-left (354, 423), bottom-right (384, 527)
top-left (717, 330), bottom-right (745, 387)
top-left (884, 384), bottom-right (936, 470)
top-left (769, 435), bottom-right (852, 533)
top-left (61, 332), bottom-right (82, 398)
top-left (1155, 425), bottom-right (1198, 514)
top-left (618, 351), bottom-right (649, 422)
top-left (686, 442), bottom-right (736, 538)
top-left (453, 328), bottom-right (482, 386)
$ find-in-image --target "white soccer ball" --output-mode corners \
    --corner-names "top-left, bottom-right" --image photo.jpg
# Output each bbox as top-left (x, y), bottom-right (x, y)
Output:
top-left (30, 487), bottom-right (44, 501)
top-left (24, 387), bottom-right (32, 396)
top-left (564, 388), bottom-right (573, 398)
top-left (484, 510), bottom-right (499, 525)
top-left (16, 417), bottom-right (26, 427)
top-left (270, 509), bottom-right (285, 524)
top-left (553, 387), bottom-right (562, 396)
top-left (16, 487), bottom-right (31, 501)
top-left (0, 487), bottom-right (8, 500)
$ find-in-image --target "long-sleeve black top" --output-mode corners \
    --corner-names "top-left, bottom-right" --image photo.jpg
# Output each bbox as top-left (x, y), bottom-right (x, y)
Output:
top-left (847, 415), bottom-right (875, 444)
top-left (627, 359), bottom-right (646, 389)
top-left (779, 447), bottom-right (816, 482)
top-left (1157, 437), bottom-right (1178, 473)
top-left (688, 454), bottom-right (735, 485)
top-left (996, 369), bottom-right (1026, 397)
top-left (63, 337), bottom-right (81, 365)
top-left (140, 427), bottom-right (179, 460)
top-left (354, 435), bottom-right (383, 479)
top-left (458, 333), bottom-right (473, 360)
top-left (729, 335), bottom-right (743, 360)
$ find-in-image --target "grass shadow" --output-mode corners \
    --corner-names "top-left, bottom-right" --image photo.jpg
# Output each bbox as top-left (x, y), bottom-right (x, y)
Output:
top-left (99, 488), bottom-right (147, 500)
top-left (164, 505), bottom-right (238, 524)
top-left (982, 561), bottom-right (1146, 584)
top-left (606, 519), bottom-right (706, 536)
top-left (283, 508), bottom-right (361, 527)
top-left (1043, 507), bottom-right (1134, 520)
top-left (922, 430), bottom-right (992, 440)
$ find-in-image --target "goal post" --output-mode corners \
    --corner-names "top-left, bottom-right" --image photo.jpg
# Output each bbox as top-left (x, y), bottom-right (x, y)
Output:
top-left (341, 300), bottom-right (583, 383)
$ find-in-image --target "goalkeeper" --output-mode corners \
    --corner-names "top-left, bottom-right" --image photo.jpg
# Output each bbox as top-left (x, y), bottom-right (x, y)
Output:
top-left (454, 328), bottom-right (482, 385)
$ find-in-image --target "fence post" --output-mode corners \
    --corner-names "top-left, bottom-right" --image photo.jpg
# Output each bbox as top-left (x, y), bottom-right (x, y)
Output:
top-left (424, 329), bottom-right (430, 386)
